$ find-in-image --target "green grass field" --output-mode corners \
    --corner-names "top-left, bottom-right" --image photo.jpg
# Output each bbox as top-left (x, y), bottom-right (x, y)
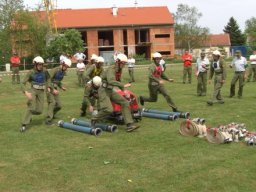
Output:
top-left (1, 64), bottom-right (256, 192)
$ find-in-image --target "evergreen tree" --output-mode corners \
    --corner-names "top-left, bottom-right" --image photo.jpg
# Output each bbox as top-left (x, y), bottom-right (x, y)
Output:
top-left (223, 17), bottom-right (246, 46)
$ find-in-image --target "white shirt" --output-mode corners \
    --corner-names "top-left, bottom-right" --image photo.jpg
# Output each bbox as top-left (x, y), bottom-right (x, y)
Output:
top-left (76, 62), bottom-right (85, 71)
top-left (249, 54), bottom-right (256, 65)
top-left (74, 52), bottom-right (86, 61)
top-left (159, 59), bottom-right (166, 71)
top-left (196, 57), bottom-right (210, 72)
top-left (127, 58), bottom-right (135, 68)
top-left (231, 56), bottom-right (247, 72)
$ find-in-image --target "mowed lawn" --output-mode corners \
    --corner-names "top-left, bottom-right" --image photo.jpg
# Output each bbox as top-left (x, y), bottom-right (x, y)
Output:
top-left (1, 63), bottom-right (256, 192)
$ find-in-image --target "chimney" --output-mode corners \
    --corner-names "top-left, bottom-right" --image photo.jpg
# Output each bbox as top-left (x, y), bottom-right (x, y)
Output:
top-left (112, 5), bottom-right (118, 16)
top-left (134, 0), bottom-right (138, 8)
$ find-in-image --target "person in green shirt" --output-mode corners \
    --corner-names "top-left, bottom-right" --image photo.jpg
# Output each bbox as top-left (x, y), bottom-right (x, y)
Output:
top-left (207, 50), bottom-right (227, 105)
top-left (45, 58), bottom-right (72, 125)
top-left (139, 52), bottom-right (178, 112)
top-left (20, 56), bottom-right (50, 132)
top-left (96, 53), bottom-right (140, 132)
top-left (80, 56), bottom-right (104, 116)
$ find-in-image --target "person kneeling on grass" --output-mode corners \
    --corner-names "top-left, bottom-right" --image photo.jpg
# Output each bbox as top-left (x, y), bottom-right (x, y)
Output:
top-left (89, 75), bottom-right (140, 132)
top-left (139, 52), bottom-right (178, 112)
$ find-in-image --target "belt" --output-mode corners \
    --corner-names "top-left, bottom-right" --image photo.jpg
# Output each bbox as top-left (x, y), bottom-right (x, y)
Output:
top-left (235, 71), bottom-right (245, 73)
top-left (32, 84), bottom-right (45, 90)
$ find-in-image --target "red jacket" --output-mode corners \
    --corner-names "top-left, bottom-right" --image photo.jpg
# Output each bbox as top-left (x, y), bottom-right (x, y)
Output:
top-left (10, 56), bottom-right (21, 67)
top-left (182, 53), bottom-right (193, 67)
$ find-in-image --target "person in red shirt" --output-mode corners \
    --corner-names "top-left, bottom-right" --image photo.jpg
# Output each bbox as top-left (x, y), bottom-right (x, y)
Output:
top-left (182, 50), bottom-right (193, 84)
top-left (10, 52), bottom-right (21, 84)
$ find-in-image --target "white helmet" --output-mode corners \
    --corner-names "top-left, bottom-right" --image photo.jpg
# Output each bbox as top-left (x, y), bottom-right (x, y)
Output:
top-left (96, 56), bottom-right (105, 63)
top-left (153, 52), bottom-right (162, 58)
top-left (213, 50), bottom-right (221, 56)
top-left (116, 53), bottom-right (128, 62)
top-left (63, 58), bottom-right (72, 67)
top-left (92, 76), bottom-right (102, 87)
top-left (33, 56), bottom-right (44, 64)
top-left (91, 54), bottom-right (98, 60)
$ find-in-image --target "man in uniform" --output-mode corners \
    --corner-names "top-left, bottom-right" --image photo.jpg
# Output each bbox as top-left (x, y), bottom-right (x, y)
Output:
top-left (229, 50), bottom-right (247, 99)
top-left (207, 50), bottom-right (226, 105)
top-left (99, 53), bottom-right (140, 132)
top-left (195, 51), bottom-right (210, 96)
top-left (139, 52), bottom-right (178, 112)
top-left (86, 54), bottom-right (98, 69)
top-left (182, 50), bottom-right (193, 84)
top-left (80, 56), bottom-right (104, 116)
top-left (10, 52), bottom-right (21, 84)
top-left (76, 58), bottom-right (86, 87)
top-left (20, 56), bottom-right (50, 132)
top-left (247, 50), bottom-right (256, 82)
top-left (127, 55), bottom-right (135, 83)
top-left (45, 58), bottom-right (72, 125)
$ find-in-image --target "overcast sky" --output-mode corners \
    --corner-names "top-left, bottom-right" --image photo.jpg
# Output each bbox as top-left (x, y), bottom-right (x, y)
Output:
top-left (23, 0), bottom-right (255, 34)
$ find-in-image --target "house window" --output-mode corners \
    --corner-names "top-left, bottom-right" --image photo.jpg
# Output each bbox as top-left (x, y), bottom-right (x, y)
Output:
top-left (155, 34), bottom-right (170, 38)
top-left (159, 51), bottom-right (171, 56)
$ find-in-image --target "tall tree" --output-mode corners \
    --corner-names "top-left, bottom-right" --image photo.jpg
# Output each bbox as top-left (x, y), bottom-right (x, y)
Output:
top-left (245, 17), bottom-right (256, 46)
top-left (223, 17), bottom-right (246, 46)
top-left (0, 0), bottom-right (24, 64)
top-left (174, 3), bottom-right (209, 50)
top-left (11, 9), bottom-right (49, 58)
top-left (46, 29), bottom-right (84, 62)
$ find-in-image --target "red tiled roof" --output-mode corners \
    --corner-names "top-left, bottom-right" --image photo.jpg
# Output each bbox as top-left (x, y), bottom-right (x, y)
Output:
top-left (45, 6), bottom-right (174, 28)
top-left (204, 34), bottom-right (231, 47)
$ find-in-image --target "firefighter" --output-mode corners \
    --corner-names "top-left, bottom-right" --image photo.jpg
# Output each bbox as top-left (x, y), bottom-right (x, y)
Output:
top-left (86, 54), bottom-right (98, 69)
top-left (80, 56), bottom-right (104, 116)
top-left (20, 56), bottom-right (50, 132)
top-left (84, 56), bottom-right (104, 83)
top-left (182, 50), bottom-right (193, 84)
top-left (115, 53), bottom-right (126, 82)
top-left (99, 53), bottom-right (140, 132)
top-left (207, 50), bottom-right (227, 105)
top-left (81, 76), bottom-right (110, 119)
top-left (229, 50), bottom-right (247, 99)
top-left (139, 52), bottom-right (178, 112)
top-left (10, 52), bottom-right (21, 84)
top-left (45, 58), bottom-right (72, 125)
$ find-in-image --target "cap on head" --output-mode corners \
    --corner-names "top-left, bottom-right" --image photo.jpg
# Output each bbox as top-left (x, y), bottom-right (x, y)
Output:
top-left (152, 52), bottom-right (162, 58)
top-left (96, 56), bottom-right (105, 63)
top-left (63, 58), bottom-right (72, 67)
top-left (235, 50), bottom-right (241, 54)
top-left (33, 56), bottom-right (44, 64)
top-left (116, 53), bottom-right (128, 62)
top-left (212, 50), bottom-right (221, 56)
top-left (92, 76), bottom-right (102, 87)
top-left (91, 54), bottom-right (98, 60)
